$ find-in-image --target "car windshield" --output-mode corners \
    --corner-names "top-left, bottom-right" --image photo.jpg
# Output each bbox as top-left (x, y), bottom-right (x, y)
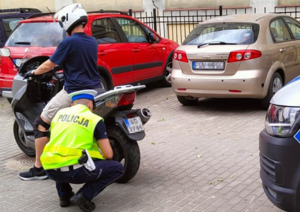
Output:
top-left (6, 22), bottom-right (66, 47)
top-left (183, 23), bottom-right (259, 45)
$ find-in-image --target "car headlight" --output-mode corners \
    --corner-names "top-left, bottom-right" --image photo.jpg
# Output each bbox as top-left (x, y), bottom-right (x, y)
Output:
top-left (265, 104), bottom-right (300, 137)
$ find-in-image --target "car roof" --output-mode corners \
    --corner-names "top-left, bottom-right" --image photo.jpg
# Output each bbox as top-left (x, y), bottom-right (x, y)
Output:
top-left (0, 8), bottom-right (41, 18)
top-left (203, 13), bottom-right (291, 23)
top-left (19, 14), bottom-right (57, 23)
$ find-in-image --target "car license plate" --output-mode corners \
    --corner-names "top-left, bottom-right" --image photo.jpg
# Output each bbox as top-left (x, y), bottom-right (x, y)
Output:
top-left (192, 61), bottom-right (224, 70)
top-left (125, 117), bottom-right (144, 134)
top-left (14, 58), bottom-right (28, 67)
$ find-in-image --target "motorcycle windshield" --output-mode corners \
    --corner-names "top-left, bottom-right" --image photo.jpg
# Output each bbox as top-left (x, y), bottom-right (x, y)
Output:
top-left (5, 22), bottom-right (66, 47)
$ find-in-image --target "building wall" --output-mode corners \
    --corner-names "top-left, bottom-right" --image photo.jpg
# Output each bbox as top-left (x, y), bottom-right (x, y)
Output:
top-left (278, 0), bottom-right (300, 5)
top-left (165, 0), bottom-right (250, 9)
top-left (73, 0), bottom-right (143, 12)
top-left (0, 0), bottom-right (299, 13)
top-left (0, 0), bottom-right (55, 12)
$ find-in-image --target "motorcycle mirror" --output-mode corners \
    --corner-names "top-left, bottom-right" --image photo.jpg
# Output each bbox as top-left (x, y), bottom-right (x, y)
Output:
top-left (0, 48), bottom-right (11, 57)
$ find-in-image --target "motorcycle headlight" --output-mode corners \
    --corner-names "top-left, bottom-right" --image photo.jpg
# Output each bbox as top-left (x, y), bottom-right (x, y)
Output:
top-left (265, 104), bottom-right (300, 137)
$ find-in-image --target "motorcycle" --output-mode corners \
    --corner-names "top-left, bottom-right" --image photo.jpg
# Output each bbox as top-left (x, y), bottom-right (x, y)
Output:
top-left (1, 50), bottom-right (151, 183)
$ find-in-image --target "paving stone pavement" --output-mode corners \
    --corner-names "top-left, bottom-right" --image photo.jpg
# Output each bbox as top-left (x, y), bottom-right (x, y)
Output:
top-left (0, 84), bottom-right (284, 212)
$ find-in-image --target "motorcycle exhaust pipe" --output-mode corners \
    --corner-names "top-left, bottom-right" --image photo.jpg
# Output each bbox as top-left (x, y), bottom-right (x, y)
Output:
top-left (136, 108), bottom-right (151, 124)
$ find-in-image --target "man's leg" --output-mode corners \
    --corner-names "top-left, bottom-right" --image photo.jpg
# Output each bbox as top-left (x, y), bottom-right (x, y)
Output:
top-left (71, 160), bottom-right (124, 212)
top-left (19, 89), bottom-right (71, 181)
top-left (46, 169), bottom-right (74, 207)
top-left (19, 116), bottom-right (50, 180)
top-left (76, 160), bottom-right (124, 200)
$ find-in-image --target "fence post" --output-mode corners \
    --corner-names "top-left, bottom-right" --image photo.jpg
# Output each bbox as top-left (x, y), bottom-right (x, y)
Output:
top-left (219, 5), bottom-right (223, 16)
top-left (153, 8), bottom-right (157, 32)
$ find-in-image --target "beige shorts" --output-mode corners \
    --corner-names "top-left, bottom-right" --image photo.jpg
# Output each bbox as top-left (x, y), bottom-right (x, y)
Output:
top-left (41, 89), bottom-right (71, 123)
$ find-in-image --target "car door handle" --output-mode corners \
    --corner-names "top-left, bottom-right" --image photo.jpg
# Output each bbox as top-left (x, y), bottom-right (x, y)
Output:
top-left (280, 48), bottom-right (286, 53)
top-left (98, 51), bottom-right (106, 56)
top-left (133, 48), bottom-right (140, 53)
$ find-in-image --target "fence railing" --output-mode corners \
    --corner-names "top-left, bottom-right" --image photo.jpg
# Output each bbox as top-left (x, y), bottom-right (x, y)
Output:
top-left (131, 5), bottom-right (300, 44)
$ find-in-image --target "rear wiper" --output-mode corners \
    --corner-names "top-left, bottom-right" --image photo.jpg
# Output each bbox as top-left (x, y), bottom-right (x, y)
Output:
top-left (14, 41), bottom-right (31, 45)
top-left (197, 41), bottom-right (236, 48)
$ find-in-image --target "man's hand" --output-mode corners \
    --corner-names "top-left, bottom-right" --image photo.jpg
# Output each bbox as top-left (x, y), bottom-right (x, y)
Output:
top-left (23, 70), bottom-right (35, 79)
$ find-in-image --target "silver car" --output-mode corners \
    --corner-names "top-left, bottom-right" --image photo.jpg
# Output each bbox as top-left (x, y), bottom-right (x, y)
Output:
top-left (171, 13), bottom-right (300, 108)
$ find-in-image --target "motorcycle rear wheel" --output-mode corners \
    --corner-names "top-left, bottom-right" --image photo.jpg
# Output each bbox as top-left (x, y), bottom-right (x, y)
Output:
top-left (13, 121), bottom-right (35, 157)
top-left (107, 126), bottom-right (140, 183)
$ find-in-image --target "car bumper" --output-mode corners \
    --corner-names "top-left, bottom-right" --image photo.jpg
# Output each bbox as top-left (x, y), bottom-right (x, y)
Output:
top-left (171, 69), bottom-right (266, 98)
top-left (0, 74), bottom-right (13, 95)
top-left (259, 130), bottom-right (300, 212)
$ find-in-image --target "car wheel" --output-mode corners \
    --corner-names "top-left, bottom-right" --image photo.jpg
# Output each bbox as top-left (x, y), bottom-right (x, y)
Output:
top-left (177, 95), bottom-right (198, 106)
top-left (260, 72), bottom-right (283, 109)
top-left (100, 78), bottom-right (109, 91)
top-left (161, 58), bottom-right (172, 87)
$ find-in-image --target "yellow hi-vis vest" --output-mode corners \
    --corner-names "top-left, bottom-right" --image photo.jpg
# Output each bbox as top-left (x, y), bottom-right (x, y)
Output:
top-left (41, 104), bottom-right (104, 170)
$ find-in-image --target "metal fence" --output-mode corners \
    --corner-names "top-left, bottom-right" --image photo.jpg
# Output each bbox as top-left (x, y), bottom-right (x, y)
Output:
top-left (131, 5), bottom-right (300, 44)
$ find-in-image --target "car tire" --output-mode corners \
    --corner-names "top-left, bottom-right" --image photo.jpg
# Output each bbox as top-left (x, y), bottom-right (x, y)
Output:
top-left (177, 95), bottom-right (198, 106)
top-left (100, 77), bottom-right (109, 91)
top-left (260, 72), bottom-right (283, 109)
top-left (160, 57), bottom-right (172, 87)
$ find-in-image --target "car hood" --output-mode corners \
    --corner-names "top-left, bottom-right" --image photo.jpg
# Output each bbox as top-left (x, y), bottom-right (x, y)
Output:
top-left (271, 76), bottom-right (300, 107)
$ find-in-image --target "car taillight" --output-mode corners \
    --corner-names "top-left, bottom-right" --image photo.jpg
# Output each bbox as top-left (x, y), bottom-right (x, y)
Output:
top-left (0, 56), bottom-right (2, 73)
top-left (228, 50), bottom-right (262, 63)
top-left (173, 50), bottom-right (188, 63)
top-left (117, 92), bottom-right (136, 106)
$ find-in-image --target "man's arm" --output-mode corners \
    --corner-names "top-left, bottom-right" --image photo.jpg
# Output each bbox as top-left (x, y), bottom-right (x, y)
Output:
top-left (97, 138), bottom-right (113, 159)
top-left (34, 59), bottom-right (57, 75)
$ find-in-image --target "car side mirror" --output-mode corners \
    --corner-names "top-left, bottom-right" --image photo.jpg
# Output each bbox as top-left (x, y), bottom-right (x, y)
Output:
top-left (149, 32), bottom-right (157, 44)
top-left (0, 48), bottom-right (11, 57)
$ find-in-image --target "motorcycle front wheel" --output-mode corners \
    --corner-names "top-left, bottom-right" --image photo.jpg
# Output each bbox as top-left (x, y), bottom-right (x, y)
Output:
top-left (13, 121), bottom-right (35, 157)
top-left (107, 126), bottom-right (140, 183)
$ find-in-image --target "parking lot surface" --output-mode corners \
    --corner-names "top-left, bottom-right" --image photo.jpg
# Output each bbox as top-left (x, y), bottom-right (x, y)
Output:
top-left (0, 85), bottom-right (284, 212)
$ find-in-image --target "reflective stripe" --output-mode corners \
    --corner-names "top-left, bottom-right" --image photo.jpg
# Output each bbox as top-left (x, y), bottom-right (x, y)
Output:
top-left (43, 145), bottom-right (82, 156)
top-left (43, 145), bottom-right (104, 160)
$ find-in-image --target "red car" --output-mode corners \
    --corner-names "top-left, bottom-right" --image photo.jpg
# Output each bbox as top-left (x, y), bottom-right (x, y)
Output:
top-left (0, 11), bottom-right (178, 94)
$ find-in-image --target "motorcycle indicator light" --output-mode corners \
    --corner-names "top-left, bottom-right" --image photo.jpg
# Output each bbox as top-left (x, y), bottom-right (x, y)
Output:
top-left (118, 92), bottom-right (136, 106)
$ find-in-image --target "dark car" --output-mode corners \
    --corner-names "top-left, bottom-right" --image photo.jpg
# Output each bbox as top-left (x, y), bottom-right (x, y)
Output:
top-left (259, 76), bottom-right (300, 211)
top-left (0, 8), bottom-right (41, 47)
top-left (0, 10), bottom-right (178, 94)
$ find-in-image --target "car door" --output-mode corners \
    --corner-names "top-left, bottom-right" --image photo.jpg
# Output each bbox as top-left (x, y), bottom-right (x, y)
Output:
top-left (282, 16), bottom-right (300, 81)
top-left (115, 17), bottom-right (164, 83)
top-left (270, 18), bottom-right (299, 83)
top-left (91, 17), bottom-right (134, 86)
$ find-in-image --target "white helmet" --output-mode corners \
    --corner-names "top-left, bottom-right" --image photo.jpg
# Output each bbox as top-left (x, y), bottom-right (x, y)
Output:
top-left (54, 3), bottom-right (88, 34)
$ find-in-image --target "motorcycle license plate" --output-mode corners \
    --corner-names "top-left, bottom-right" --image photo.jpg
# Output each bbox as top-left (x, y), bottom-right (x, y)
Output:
top-left (125, 117), bottom-right (144, 134)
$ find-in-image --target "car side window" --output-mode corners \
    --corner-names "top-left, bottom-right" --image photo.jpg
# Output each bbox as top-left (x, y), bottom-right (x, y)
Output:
top-left (283, 17), bottom-right (300, 40)
top-left (270, 19), bottom-right (292, 43)
top-left (115, 18), bottom-right (148, 43)
top-left (92, 18), bottom-right (121, 44)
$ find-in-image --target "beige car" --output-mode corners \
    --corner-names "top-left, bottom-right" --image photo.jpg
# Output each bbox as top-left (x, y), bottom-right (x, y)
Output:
top-left (171, 13), bottom-right (300, 108)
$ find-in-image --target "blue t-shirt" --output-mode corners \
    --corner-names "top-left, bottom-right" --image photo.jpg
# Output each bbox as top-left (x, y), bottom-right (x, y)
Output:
top-left (50, 33), bottom-right (101, 93)
top-left (94, 120), bottom-right (108, 140)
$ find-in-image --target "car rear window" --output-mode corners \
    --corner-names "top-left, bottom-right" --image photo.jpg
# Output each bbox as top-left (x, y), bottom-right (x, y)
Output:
top-left (183, 23), bottom-right (259, 45)
top-left (6, 22), bottom-right (65, 47)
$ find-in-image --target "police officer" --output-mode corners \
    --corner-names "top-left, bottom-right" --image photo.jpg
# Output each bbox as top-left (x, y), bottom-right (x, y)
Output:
top-left (19, 3), bottom-right (104, 180)
top-left (40, 90), bottom-right (124, 212)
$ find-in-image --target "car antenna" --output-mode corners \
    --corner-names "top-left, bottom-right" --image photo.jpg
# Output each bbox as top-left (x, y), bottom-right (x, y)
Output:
top-left (45, 7), bottom-right (55, 22)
